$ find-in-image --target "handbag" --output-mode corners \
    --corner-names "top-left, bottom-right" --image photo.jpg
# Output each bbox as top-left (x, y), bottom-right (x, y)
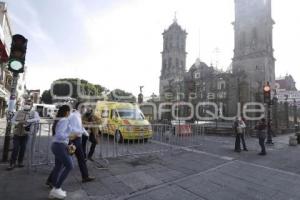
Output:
top-left (67, 144), bottom-right (76, 155)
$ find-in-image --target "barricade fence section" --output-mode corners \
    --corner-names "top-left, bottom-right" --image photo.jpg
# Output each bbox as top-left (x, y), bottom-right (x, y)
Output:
top-left (27, 122), bottom-right (53, 171)
top-left (27, 123), bottom-right (207, 170)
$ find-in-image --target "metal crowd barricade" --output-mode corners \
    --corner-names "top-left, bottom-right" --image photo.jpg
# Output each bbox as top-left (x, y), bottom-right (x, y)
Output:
top-left (27, 122), bottom-right (208, 171)
top-left (27, 122), bottom-right (54, 171)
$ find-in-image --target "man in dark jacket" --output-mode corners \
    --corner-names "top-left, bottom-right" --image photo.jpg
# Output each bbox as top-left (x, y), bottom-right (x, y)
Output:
top-left (82, 107), bottom-right (100, 161)
top-left (255, 118), bottom-right (267, 155)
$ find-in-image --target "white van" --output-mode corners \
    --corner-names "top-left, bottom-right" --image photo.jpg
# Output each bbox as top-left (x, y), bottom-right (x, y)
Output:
top-left (33, 104), bottom-right (57, 118)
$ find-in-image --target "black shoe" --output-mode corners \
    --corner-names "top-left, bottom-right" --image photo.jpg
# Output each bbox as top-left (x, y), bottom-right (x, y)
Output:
top-left (243, 148), bottom-right (248, 151)
top-left (258, 152), bottom-right (267, 156)
top-left (17, 163), bottom-right (25, 168)
top-left (45, 180), bottom-right (53, 189)
top-left (234, 149), bottom-right (241, 153)
top-left (82, 176), bottom-right (95, 183)
top-left (87, 157), bottom-right (94, 162)
top-left (6, 164), bottom-right (16, 171)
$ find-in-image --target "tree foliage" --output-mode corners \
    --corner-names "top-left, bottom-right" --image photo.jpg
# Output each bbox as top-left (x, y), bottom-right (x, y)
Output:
top-left (41, 90), bottom-right (53, 104)
top-left (42, 79), bottom-right (136, 103)
top-left (108, 89), bottom-right (136, 103)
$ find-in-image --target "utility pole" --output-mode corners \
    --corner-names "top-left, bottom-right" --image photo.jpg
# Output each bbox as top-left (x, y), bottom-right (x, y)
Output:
top-left (263, 82), bottom-right (273, 145)
top-left (2, 74), bottom-right (19, 161)
top-left (272, 90), bottom-right (278, 132)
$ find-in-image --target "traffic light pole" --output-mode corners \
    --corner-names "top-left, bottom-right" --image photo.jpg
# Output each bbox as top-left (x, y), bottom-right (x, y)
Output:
top-left (2, 73), bottom-right (19, 162)
top-left (266, 102), bottom-right (273, 144)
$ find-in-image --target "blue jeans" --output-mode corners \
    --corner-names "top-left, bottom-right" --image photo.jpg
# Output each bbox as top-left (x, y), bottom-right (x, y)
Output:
top-left (50, 142), bottom-right (74, 188)
top-left (10, 135), bottom-right (29, 165)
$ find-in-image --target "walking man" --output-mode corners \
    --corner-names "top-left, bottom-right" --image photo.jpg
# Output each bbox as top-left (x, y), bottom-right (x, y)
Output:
top-left (69, 102), bottom-right (95, 182)
top-left (82, 106), bottom-right (100, 161)
top-left (255, 118), bottom-right (267, 155)
top-left (7, 99), bottom-right (40, 170)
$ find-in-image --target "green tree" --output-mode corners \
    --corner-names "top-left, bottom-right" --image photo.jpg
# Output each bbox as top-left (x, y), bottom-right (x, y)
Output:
top-left (51, 78), bottom-right (107, 101)
top-left (108, 89), bottom-right (136, 103)
top-left (41, 90), bottom-right (53, 104)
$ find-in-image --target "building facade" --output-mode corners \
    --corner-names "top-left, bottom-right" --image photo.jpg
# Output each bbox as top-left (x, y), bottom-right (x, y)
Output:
top-left (232, 0), bottom-right (275, 104)
top-left (158, 0), bottom-right (276, 122)
top-left (0, 2), bottom-right (12, 117)
top-left (276, 74), bottom-right (297, 91)
top-left (159, 17), bottom-right (187, 102)
top-left (28, 89), bottom-right (41, 104)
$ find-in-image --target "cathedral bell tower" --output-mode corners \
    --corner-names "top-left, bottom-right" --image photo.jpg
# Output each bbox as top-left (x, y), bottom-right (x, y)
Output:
top-left (159, 16), bottom-right (187, 100)
top-left (232, 0), bottom-right (275, 103)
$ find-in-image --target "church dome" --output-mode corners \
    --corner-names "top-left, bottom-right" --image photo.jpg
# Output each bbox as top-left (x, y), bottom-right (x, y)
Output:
top-left (189, 58), bottom-right (209, 71)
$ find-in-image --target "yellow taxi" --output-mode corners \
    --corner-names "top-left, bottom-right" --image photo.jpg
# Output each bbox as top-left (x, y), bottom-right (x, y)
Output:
top-left (94, 101), bottom-right (153, 143)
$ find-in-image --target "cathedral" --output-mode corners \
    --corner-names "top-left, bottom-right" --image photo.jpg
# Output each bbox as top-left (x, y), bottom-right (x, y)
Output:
top-left (159, 0), bottom-right (275, 120)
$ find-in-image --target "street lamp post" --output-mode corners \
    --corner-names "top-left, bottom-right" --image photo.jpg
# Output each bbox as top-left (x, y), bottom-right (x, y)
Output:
top-left (293, 99), bottom-right (297, 125)
top-left (284, 95), bottom-right (289, 129)
top-left (272, 90), bottom-right (278, 131)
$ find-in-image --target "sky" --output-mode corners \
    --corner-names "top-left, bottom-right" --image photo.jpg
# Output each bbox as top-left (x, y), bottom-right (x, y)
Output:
top-left (4, 0), bottom-right (300, 98)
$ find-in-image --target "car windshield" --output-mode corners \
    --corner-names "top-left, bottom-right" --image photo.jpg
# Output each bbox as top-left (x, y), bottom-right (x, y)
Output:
top-left (117, 109), bottom-right (144, 120)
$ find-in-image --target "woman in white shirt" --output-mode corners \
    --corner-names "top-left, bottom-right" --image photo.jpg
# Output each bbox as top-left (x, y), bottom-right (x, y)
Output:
top-left (48, 105), bottom-right (75, 199)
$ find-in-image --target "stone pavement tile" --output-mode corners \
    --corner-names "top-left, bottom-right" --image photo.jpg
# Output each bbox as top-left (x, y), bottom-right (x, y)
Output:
top-left (129, 185), bottom-right (201, 200)
top-left (0, 167), bottom-right (49, 200)
top-left (107, 162), bottom-right (138, 176)
top-left (125, 194), bottom-right (155, 200)
top-left (81, 180), bottom-right (113, 197)
top-left (90, 194), bottom-right (119, 200)
top-left (177, 179), bottom-right (225, 197)
top-left (145, 167), bottom-right (185, 183)
top-left (100, 175), bottom-right (134, 196)
top-left (175, 160), bottom-right (300, 200)
top-left (162, 150), bottom-right (227, 175)
top-left (66, 189), bottom-right (89, 200)
top-left (270, 192), bottom-right (300, 200)
top-left (116, 171), bottom-right (163, 192)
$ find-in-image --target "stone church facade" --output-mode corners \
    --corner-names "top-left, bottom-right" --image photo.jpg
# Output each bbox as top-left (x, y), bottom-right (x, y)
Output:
top-left (158, 0), bottom-right (275, 121)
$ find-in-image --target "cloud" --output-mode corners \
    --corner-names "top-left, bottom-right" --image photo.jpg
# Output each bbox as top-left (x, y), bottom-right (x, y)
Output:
top-left (77, 0), bottom-right (235, 97)
top-left (9, 0), bottom-right (300, 95)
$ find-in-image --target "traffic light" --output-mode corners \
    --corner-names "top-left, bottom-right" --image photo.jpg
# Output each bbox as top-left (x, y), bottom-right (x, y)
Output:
top-left (263, 82), bottom-right (271, 104)
top-left (8, 34), bottom-right (28, 73)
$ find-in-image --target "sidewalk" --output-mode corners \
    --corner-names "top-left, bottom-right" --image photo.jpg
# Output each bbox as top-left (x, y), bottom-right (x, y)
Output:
top-left (1, 133), bottom-right (300, 200)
